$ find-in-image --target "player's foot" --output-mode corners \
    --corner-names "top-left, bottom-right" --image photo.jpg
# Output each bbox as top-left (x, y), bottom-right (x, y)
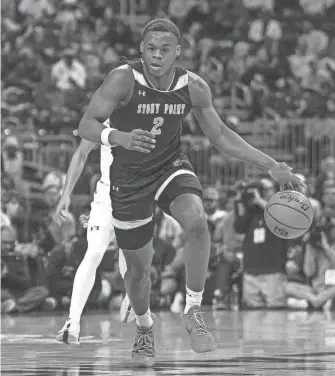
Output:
top-left (120, 293), bottom-right (136, 323)
top-left (184, 306), bottom-right (217, 353)
top-left (131, 325), bottom-right (156, 367)
top-left (56, 318), bottom-right (80, 345)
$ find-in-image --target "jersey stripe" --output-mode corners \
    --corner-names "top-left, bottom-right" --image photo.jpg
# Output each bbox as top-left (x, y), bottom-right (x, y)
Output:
top-left (132, 69), bottom-right (150, 88)
top-left (154, 169), bottom-right (196, 201)
top-left (172, 73), bottom-right (188, 91)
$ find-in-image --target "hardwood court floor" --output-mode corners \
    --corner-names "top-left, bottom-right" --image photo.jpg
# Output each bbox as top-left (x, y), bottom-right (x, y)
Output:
top-left (1, 310), bottom-right (335, 375)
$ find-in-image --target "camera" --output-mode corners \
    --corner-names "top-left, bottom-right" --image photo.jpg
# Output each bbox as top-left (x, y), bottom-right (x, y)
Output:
top-left (308, 216), bottom-right (334, 247)
top-left (238, 180), bottom-right (263, 207)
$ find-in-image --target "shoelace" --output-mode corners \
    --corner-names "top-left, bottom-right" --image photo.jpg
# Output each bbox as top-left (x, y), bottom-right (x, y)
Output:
top-left (135, 328), bottom-right (155, 355)
top-left (189, 311), bottom-right (209, 336)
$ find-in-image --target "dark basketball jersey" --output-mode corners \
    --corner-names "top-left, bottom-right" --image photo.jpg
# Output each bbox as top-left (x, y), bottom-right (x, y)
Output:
top-left (109, 60), bottom-right (192, 187)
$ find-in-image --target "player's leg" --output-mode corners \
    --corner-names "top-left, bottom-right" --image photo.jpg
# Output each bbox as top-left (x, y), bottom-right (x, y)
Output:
top-left (119, 249), bottom-right (136, 323)
top-left (56, 203), bottom-right (112, 345)
top-left (157, 173), bottom-right (216, 353)
top-left (114, 221), bottom-right (156, 367)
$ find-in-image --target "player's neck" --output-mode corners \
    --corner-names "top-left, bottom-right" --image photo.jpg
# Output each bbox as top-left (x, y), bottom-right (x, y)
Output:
top-left (142, 63), bottom-right (175, 91)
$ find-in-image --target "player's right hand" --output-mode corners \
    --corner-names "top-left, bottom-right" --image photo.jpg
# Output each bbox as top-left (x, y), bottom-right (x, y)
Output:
top-left (53, 195), bottom-right (71, 225)
top-left (119, 129), bottom-right (156, 153)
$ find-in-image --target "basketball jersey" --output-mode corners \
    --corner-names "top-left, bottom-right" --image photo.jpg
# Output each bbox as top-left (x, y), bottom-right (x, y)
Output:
top-left (93, 119), bottom-right (113, 204)
top-left (109, 60), bottom-right (192, 186)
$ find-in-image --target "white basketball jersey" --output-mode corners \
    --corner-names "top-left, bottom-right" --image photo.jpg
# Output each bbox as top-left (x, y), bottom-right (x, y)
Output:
top-left (93, 120), bottom-right (113, 204)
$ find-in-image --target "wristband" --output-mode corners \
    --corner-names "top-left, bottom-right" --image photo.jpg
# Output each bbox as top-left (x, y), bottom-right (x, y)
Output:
top-left (101, 128), bottom-right (115, 147)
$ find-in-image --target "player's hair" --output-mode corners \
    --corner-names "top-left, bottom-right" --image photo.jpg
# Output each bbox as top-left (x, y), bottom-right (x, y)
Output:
top-left (142, 19), bottom-right (180, 43)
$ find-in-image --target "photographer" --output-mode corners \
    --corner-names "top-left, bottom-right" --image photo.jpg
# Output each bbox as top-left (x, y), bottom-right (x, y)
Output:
top-left (285, 211), bottom-right (335, 310)
top-left (234, 179), bottom-right (288, 308)
top-left (1, 225), bottom-right (49, 314)
top-left (211, 188), bottom-right (243, 310)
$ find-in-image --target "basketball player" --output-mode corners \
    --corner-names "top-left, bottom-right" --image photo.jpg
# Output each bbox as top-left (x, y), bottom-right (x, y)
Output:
top-left (54, 122), bottom-right (136, 346)
top-left (77, 19), bottom-right (305, 367)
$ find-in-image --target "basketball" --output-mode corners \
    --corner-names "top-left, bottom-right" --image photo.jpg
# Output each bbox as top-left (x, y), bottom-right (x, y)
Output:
top-left (264, 190), bottom-right (314, 239)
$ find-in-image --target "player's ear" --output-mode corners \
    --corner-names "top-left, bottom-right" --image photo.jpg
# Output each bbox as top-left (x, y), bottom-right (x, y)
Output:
top-left (176, 45), bottom-right (181, 57)
top-left (140, 41), bottom-right (144, 54)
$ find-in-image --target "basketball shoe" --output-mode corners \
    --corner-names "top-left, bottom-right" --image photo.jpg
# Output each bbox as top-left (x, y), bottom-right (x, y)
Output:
top-left (131, 325), bottom-right (156, 367)
top-left (120, 293), bottom-right (136, 323)
top-left (56, 318), bottom-right (80, 345)
top-left (183, 306), bottom-right (217, 353)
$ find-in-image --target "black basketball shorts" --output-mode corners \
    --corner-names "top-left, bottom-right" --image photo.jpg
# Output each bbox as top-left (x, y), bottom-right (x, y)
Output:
top-left (110, 155), bottom-right (203, 250)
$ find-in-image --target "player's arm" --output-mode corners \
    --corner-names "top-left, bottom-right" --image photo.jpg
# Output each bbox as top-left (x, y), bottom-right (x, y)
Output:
top-left (78, 66), bottom-right (155, 153)
top-left (188, 73), bottom-right (305, 188)
top-left (53, 139), bottom-right (94, 224)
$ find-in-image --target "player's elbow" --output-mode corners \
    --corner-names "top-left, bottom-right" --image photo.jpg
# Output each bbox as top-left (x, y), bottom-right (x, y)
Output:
top-left (78, 115), bottom-right (90, 140)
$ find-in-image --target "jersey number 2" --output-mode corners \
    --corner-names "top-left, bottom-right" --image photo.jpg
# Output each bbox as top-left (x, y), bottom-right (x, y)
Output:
top-left (151, 117), bottom-right (164, 136)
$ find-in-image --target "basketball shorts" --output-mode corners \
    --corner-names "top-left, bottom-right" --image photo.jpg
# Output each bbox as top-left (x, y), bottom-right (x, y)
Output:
top-left (110, 154), bottom-right (203, 250)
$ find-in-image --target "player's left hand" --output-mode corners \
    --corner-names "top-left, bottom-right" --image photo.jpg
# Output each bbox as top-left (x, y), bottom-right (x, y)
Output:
top-left (268, 162), bottom-right (307, 191)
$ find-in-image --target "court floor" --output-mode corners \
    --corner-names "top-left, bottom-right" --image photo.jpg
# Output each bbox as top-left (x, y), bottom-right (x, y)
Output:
top-left (1, 309), bottom-right (335, 376)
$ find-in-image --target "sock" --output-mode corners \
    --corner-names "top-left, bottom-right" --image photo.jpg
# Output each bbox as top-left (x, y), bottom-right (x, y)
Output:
top-left (136, 309), bottom-right (153, 328)
top-left (184, 286), bottom-right (203, 314)
top-left (118, 249), bottom-right (127, 279)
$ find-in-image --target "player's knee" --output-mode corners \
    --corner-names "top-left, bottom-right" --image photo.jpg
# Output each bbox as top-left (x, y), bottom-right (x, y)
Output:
top-left (183, 210), bottom-right (208, 237)
top-left (84, 246), bottom-right (105, 269)
top-left (126, 262), bottom-right (152, 281)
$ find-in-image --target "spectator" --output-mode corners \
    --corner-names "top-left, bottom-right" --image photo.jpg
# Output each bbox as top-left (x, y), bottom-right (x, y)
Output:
top-left (322, 185), bottom-right (335, 219)
top-left (234, 179), bottom-right (288, 308)
top-left (1, 135), bottom-right (28, 198)
top-left (5, 47), bottom-right (48, 89)
top-left (212, 188), bottom-right (244, 310)
top-left (203, 187), bottom-right (227, 240)
top-left (181, 0), bottom-right (210, 32)
top-left (285, 222), bottom-right (335, 310)
top-left (168, 0), bottom-right (195, 26)
top-left (1, 225), bottom-right (49, 314)
top-left (246, 74), bottom-right (269, 120)
top-left (301, 59), bottom-right (327, 92)
top-left (227, 42), bottom-right (251, 85)
top-left (299, 0), bottom-right (334, 15)
top-left (46, 236), bottom-right (106, 310)
top-left (153, 207), bottom-right (186, 311)
top-left (298, 21), bottom-right (329, 57)
top-left (18, 0), bottom-right (55, 21)
top-left (288, 39), bottom-right (314, 81)
top-left (51, 48), bottom-right (87, 92)
top-left (33, 179), bottom-right (76, 254)
top-left (243, 0), bottom-right (275, 11)
top-left (248, 10), bottom-right (282, 44)
top-left (296, 88), bottom-right (329, 119)
top-left (315, 157), bottom-right (335, 201)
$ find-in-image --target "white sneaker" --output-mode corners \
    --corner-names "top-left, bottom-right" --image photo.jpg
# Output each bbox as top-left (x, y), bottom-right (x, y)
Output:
top-left (120, 294), bottom-right (136, 323)
top-left (56, 318), bottom-right (80, 345)
top-left (170, 292), bottom-right (184, 314)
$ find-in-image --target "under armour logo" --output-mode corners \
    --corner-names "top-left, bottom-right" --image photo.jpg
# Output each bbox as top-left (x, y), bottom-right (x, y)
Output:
top-left (112, 186), bottom-right (119, 191)
top-left (90, 226), bottom-right (100, 231)
top-left (138, 91), bottom-right (146, 96)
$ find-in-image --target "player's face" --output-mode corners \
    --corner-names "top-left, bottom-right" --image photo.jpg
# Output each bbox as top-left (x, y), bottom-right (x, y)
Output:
top-left (141, 31), bottom-right (180, 77)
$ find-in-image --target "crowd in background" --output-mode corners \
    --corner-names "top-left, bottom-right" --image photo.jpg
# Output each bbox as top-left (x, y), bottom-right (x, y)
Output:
top-left (1, 0), bottom-right (335, 315)
top-left (2, 0), bottom-right (335, 136)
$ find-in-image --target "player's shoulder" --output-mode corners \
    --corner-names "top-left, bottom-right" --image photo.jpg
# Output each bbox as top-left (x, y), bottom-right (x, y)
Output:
top-left (106, 64), bottom-right (134, 87)
top-left (186, 70), bottom-right (212, 107)
top-left (99, 63), bottom-right (135, 99)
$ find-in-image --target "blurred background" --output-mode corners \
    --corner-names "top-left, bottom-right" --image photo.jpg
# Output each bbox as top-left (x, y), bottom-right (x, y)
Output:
top-left (1, 0), bottom-right (335, 316)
